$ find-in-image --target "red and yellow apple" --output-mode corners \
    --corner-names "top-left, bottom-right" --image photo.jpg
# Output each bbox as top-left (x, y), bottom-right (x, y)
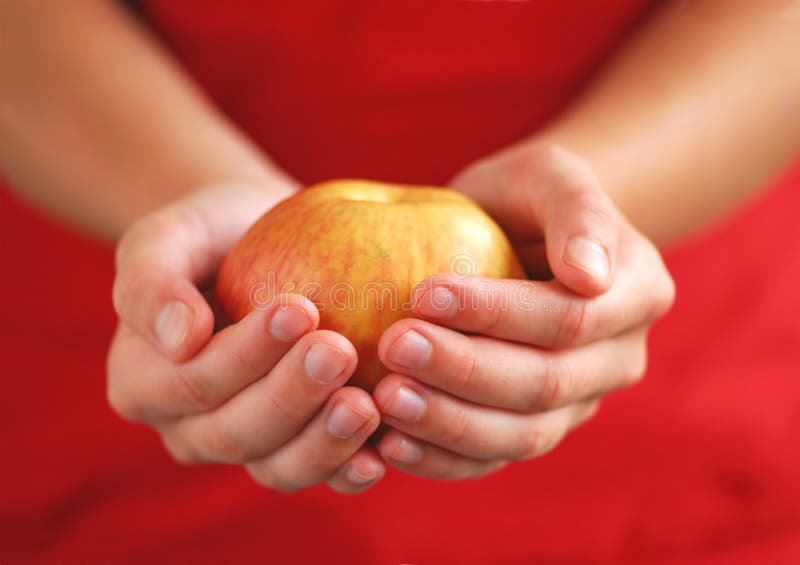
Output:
top-left (215, 179), bottom-right (524, 390)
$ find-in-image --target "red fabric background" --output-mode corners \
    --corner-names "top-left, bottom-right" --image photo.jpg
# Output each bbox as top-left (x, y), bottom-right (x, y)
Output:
top-left (1, 1), bottom-right (799, 562)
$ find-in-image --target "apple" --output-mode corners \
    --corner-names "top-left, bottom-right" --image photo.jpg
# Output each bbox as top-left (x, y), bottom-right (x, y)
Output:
top-left (215, 179), bottom-right (524, 390)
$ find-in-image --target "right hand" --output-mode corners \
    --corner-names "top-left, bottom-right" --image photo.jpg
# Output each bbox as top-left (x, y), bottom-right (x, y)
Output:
top-left (107, 181), bottom-right (384, 494)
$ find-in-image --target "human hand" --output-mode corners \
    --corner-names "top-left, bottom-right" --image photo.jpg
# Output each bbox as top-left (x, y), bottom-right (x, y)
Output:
top-left (107, 182), bottom-right (385, 493)
top-left (371, 145), bottom-right (675, 480)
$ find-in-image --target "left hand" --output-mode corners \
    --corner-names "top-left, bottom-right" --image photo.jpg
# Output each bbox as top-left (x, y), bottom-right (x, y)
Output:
top-left (371, 144), bottom-right (675, 480)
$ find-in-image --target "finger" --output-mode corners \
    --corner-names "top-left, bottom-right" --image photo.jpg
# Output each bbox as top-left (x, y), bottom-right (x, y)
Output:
top-left (107, 293), bottom-right (319, 421)
top-left (112, 185), bottom-right (280, 362)
top-left (411, 237), bottom-right (674, 348)
top-left (161, 330), bottom-right (358, 463)
top-left (377, 428), bottom-right (506, 481)
top-left (455, 145), bottom-right (620, 296)
top-left (246, 387), bottom-right (380, 492)
top-left (379, 319), bottom-right (647, 412)
top-left (373, 374), bottom-right (599, 460)
top-left (326, 446), bottom-right (386, 494)
top-left (527, 146), bottom-right (620, 295)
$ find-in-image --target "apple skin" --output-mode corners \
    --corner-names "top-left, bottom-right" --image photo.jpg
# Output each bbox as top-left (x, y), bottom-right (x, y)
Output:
top-left (215, 179), bottom-right (525, 391)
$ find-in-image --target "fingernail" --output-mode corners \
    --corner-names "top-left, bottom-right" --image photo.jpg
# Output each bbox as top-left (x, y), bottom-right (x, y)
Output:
top-left (415, 286), bottom-right (458, 319)
top-left (304, 343), bottom-right (348, 385)
top-left (563, 236), bottom-right (610, 280)
top-left (390, 437), bottom-right (424, 464)
top-left (345, 461), bottom-right (383, 484)
top-left (269, 307), bottom-right (312, 342)
top-left (382, 386), bottom-right (426, 423)
top-left (327, 402), bottom-right (370, 439)
top-left (387, 330), bottom-right (432, 370)
top-left (155, 300), bottom-right (193, 352)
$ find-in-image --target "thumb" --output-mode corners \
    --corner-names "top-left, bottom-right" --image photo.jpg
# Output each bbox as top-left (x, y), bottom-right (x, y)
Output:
top-left (528, 146), bottom-right (619, 296)
top-left (112, 183), bottom-right (290, 362)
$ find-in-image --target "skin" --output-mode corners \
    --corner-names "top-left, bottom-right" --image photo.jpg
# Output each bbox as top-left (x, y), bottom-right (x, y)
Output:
top-left (0, 0), bottom-right (295, 238)
top-left (534, 0), bottom-right (800, 244)
top-left (2, 0), bottom-right (799, 491)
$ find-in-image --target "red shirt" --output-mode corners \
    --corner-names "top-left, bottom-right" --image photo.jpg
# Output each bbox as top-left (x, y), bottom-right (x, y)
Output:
top-left (2, 2), bottom-right (799, 562)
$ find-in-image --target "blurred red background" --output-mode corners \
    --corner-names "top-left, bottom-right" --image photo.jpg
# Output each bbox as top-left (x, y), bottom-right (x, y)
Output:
top-left (1, 1), bottom-right (799, 562)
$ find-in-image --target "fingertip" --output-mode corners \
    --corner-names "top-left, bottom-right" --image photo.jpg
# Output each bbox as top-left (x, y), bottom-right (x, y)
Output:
top-left (325, 388), bottom-right (380, 442)
top-left (529, 146), bottom-right (620, 296)
top-left (296, 330), bottom-right (360, 388)
top-left (376, 318), bottom-right (419, 365)
top-left (410, 277), bottom-right (460, 321)
top-left (310, 329), bottom-right (359, 362)
top-left (295, 293), bottom-right (320, 314)
top-left (563, 235), bottom-right (611, 281)
top-left (371, 373), bottom-right (421, 416)
top-left (376, 427), bottom-right (405, 459)
top-left (112, 255), bottom-right (214, 363)
top-left (330, 447), bottom-right (386, 494)
top-left (345, 454), bottom-right (385, 485)
top-left (371, 374), bottom-right (398, 411)
top-left (265, 293), bottom-right (320, 343)
top-left (155, 286), bottom-right (215, 363)
top-left (377, 429), bottom-right (425, 465)
top-left (552, 234), bottom-right (616, 297)
top-left (282, 292), bottom-right (321, 324)
top-left (334, 386), bottom-right (380, 422)
top-left (232, 292), bottom-right (319, 343)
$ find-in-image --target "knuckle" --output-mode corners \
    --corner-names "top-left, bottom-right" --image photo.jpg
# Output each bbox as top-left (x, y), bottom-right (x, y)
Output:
top-left (512, 424), bottom-right (558, 461)
top-left (437, 404), bottom-right (472, 449)
top-left (515, 144), bottom-right (570, 180)
top-left (204, 417), bottom-right (248, 463)
top-left (473, 289), bottom-right (506, 335)
top-left (230, 337), bottom-right (263, 381)
top-left (553, 298), bottom-right (589, 348)
top-left (533, 356), bottom-right (574, 411)
top-left (264, 386), bottom-right (307, 426)
top-left (512, 426), bottom-right (545, 460)
top-left (451, 348), bottom-right (481, 392)
top-left (174, 368), bottom-right (214, 412)
top-left (529, 143), bottom-right (568, 164)
top-left (505, 150), bottom-right (536, 188)
top-left (570, 190), bottom-right (615, 222)
top-left (525, 144), bottom-right (601, 194)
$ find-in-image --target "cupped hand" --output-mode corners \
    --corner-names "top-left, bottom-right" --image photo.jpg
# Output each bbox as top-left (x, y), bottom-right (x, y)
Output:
top-left (107, 181), bottom-right (385, 494)
top-left (372, 145), bottom-right (675, 480)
